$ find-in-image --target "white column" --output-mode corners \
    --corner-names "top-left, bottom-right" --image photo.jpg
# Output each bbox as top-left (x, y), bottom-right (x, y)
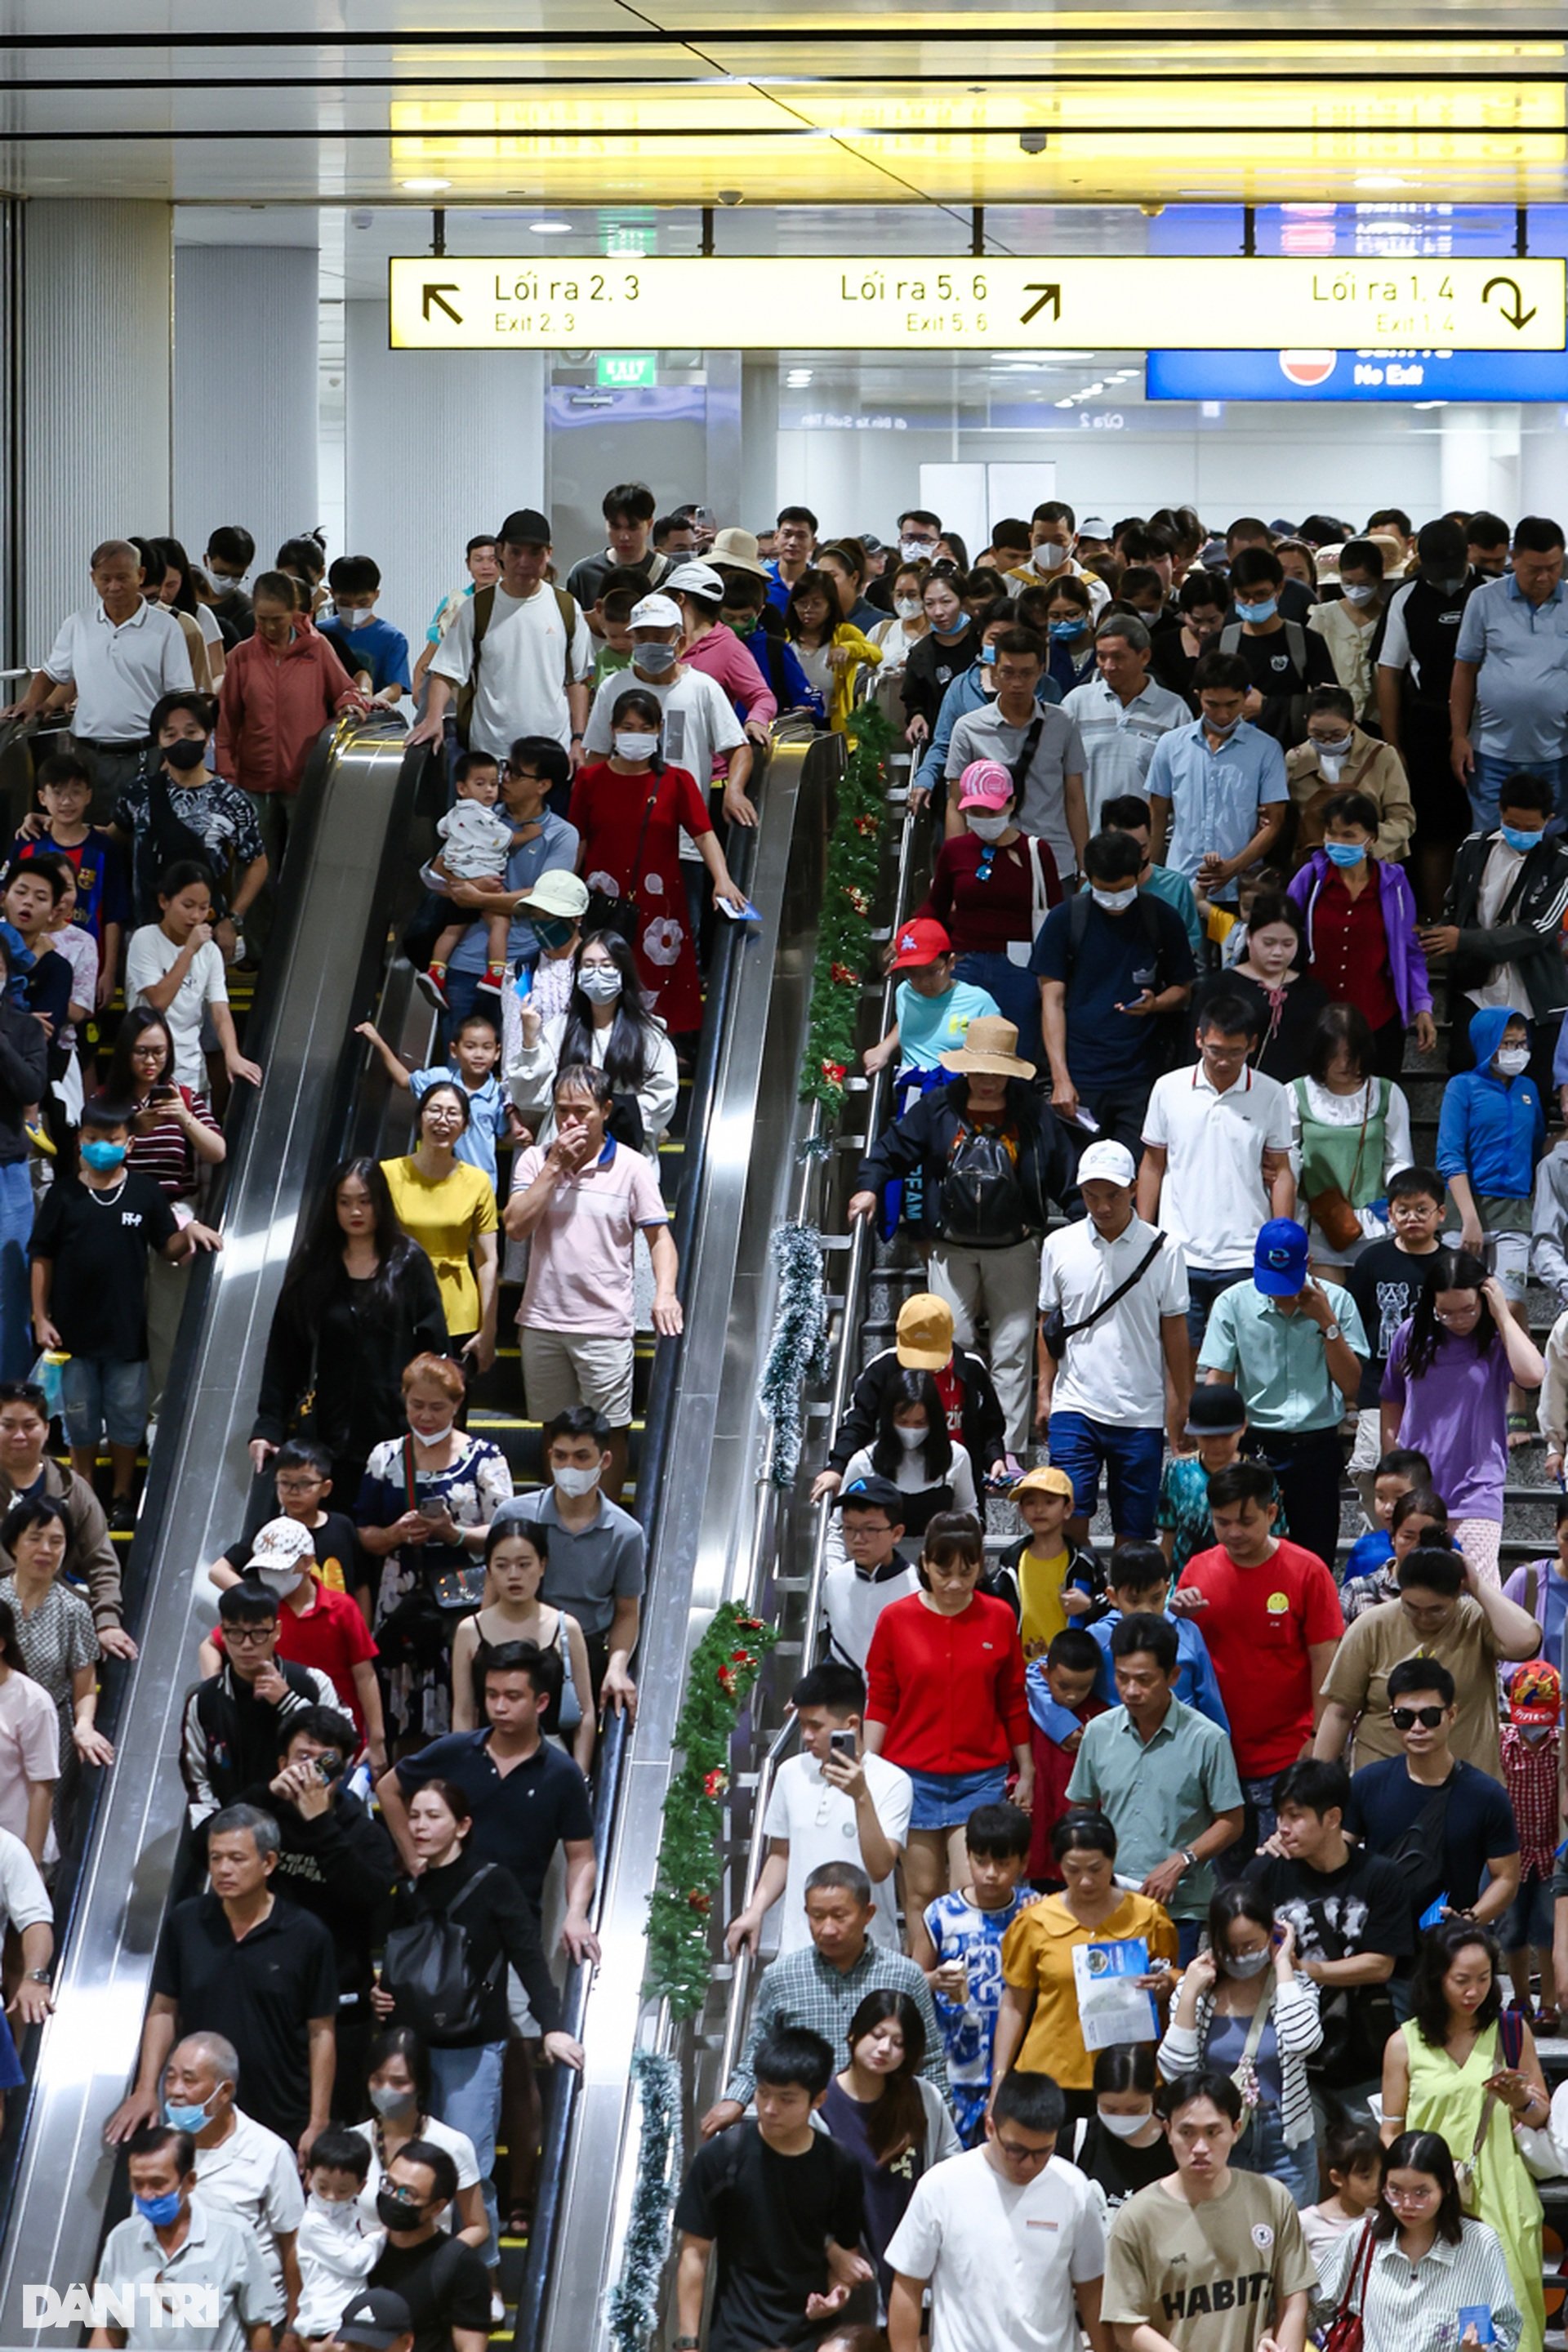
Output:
top-left (344, 299), bottom-right (544, 654)
top-left (22, 201), bottom-right (172, 664)
top-left (1438, 404), bottom-right (1521, 520)
top-left (740, 356), bottom-right (779, 529)
top-left (173, 245), bottom-right (319, 572)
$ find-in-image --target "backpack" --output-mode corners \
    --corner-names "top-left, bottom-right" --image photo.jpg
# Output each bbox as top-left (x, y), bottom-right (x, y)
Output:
top-left (939, 1120), bottom-right (1028, 1247)
top-left (381, 1863), bottom-right (502, 2045)
top-left (453, 582), bottom-right (582, 748)
top-left (1219, 617), bottom-right (1312, 743)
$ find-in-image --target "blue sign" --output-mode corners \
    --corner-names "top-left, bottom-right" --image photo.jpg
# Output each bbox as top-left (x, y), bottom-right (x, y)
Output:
top-left (1145, 347), bottom-right (1568, 403)
top-left (1146, 204), bottom-right (1568, 261)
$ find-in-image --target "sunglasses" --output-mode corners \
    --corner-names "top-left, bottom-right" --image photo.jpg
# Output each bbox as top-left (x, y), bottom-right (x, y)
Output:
top-left (1391, 1705), bottom-right (1446, 1731)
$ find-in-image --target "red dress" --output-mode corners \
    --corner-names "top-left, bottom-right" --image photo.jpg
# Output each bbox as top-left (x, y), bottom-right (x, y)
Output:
top-left (568, 760), bottom-right (712, 1032)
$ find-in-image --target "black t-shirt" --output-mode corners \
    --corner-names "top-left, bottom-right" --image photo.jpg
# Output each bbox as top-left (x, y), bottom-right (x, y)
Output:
top-left (1245, 1847), bottom-right (1413, 2086)
top-left (1149, 631), bottom-right (1201, 710)
top-left (31, 1170), bottom-right (178, 1359)
top-left (1073, 2115), bottom-right (1176, 2213)
top-left (371, 2230), bottom-right (491, 2352)
top-left (673, 2122), bottom-right (866, 2352)
top-left (1226, 622), bottom-right (1338, 743)
top-left (1346, 1757), bottom-right (1519, 1922)
top-left (1187, 968), bottom-right (1330, 1088)
top-left (221, 1508), bottom-right (361, 1594)
top-left (394, 1730), bottom-right (593, 1904)
top-left (1346, 1237), bottom-right (1439, 1407)
top-left (150, 1891), bottom-right (338, 2142)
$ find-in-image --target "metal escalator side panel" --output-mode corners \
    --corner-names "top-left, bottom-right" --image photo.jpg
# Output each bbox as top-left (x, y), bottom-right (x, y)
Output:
top-left (0, 724), bottom-right (422, 2337)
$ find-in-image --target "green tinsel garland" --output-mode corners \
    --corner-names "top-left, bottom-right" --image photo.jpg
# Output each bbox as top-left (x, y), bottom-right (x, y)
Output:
top-left (605, 2047), bottom-right (684, 2352)
top-left (759, 1222), bottom-right (830, 1488)
top-left (644, 1600), bottom-right (778, 2019)
top-left (800, 700), bottom-right (896, 1110)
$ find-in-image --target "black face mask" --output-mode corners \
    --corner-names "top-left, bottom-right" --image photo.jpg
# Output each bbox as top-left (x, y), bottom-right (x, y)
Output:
top-left (376, 2188), bottom-right (424, 2230)
top-left (163, 739), bottom-right (207, 773)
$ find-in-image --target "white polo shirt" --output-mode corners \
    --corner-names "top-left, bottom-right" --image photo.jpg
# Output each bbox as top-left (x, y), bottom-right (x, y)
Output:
top-left (1143, 1060), bottom-right (1292, 1273)
top-left (1060, 675), bottom-right (1191, 832)
top-left (191, 2109), bottom-right (304, 2305)
top-left (760, 1748), bottom-right (913, 1953)
top-left (884, 2147), bottom-right (1107, 2352)
top-left (1037, 1212), bottom-right (1189, 1427)
top-left (44, 597), bottom-right (194, 742)
top-left (429, 584), bottom-right (594, 755)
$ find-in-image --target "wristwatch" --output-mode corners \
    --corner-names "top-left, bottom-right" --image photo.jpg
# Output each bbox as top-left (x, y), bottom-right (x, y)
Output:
top-left (1179, 1848), bottom-right (1198, 1873)
top-left (25, 1969), bottom-right (48, 1984)
top-left (1321, 1321), bottom-right (1342, 1342)
top-left (674, 2336), bottom-right (701, 2347)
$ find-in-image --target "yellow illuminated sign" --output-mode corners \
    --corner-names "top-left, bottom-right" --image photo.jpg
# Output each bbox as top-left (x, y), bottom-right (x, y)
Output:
top-left (390, 255), bottom-right (1565, 354)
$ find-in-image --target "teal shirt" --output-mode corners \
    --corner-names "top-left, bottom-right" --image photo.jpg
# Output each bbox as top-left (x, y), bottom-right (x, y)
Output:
top-left (1196, 1278), bottom-right (1367, 1432)
top-left (1065, 1695), bottom-right (1245, 1919)
top-left (896, 977), bottom-right (1000, 1071)
top-left (1144, 863), bottom-right (1203, 960)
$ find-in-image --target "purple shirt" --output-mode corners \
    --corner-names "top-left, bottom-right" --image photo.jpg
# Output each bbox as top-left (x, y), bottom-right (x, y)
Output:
top-left (1380, 1317), bottom-right (1512, 1519)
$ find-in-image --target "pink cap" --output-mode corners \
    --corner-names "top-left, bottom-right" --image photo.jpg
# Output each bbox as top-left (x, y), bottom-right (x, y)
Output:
top-left (957, 759), bottom-right (1014, 812)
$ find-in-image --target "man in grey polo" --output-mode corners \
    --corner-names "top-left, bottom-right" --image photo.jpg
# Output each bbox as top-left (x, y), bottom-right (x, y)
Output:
top-left (90, 2121), bottom-right (278, 2350)
top-left (1066, 1606), bottom-right (1244, 1960)
top-left (946, 625), bottom-right (1088, 879)
top-left (491, 1404), bottom-right (645, 1714)
top-left (1451, 513), bottom-right (1568, 828)
top-left (1060, 614), bottom-right (1188, 833)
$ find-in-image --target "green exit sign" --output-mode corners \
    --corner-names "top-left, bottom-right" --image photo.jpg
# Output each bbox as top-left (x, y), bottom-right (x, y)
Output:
top-left (596, 352), bottom-right (657, 389)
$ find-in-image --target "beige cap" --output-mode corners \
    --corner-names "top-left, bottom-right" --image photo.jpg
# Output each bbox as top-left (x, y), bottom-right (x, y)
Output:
top-left (896, 1292), bottom-right (954, 1370)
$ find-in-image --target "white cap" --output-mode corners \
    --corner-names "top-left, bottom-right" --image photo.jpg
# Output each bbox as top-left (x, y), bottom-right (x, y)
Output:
top-left (1076, 1138), bottom-right (1137, 1187)
top-left (630, 593), bottom-right (682, 629)
top-left (1080, 515), bottom-right (1111, 538)
top-left (244, 1516), bottom-right (318, 1575)
top-left (662, 560), bottom-right (726, 599)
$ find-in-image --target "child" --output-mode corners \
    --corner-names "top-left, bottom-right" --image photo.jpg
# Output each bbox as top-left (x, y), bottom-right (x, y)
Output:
top-left (1341, 1486), bottom-right (1448, 1623)
top-left (1500, 1659), bottom-right (1562, 2031)
top-left (295, 2127), bottom-right (382, 2346)
top-left (907, 1800), bottom-right (1036, 2146)
top-left (862, 917), bottom-right (1000, 1079)
top-left (355, 1008), bottom-right (514, 1191)
top-left (821, 1477), bottom-right (918, 1673)
top-left (590, 582), bottom-right (639, 688)
top-left (317, 555), bottom-right (411, 708)
top-left (421, 756), bottom-right (519, 1006)
top-left (199, 1514), bottom-right (385, 1762)
top-left (11, 750), bottom-right (127, 978)
top-left (125, 858), bottom-right (261, 1097)
top-left (1205, 861), bottom-right (1285, 967)
top-left (30, 1094), bottom-right (220, 1522)
top-left (1299, 2115), bottom-right (1384, 2262)
top-left (1502, 1495), bottom-right (1568, 1671)
top-left (1156, 1383), bottom-right (1286, 1575)
top-left (1087, 1540), bottom-right (1229, 1729)
top-left (1346, 1164), bottom-right (1446, 1516)
top-left (208, 1437), bottom-right (359, 1594)
top-left (1022, 1629), bottom-right (1106, 1889)
top-left (1437, 1006), bottom-right (1545, 1438)
top-left (990, 1465), bottom-right (1102, 1664)
top-left (1340, 1446), bottom-right (1432, 1583)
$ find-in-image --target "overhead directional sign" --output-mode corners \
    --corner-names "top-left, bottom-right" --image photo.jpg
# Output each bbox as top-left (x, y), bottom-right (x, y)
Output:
top-left (389, 255), bottom-right (1566, 354)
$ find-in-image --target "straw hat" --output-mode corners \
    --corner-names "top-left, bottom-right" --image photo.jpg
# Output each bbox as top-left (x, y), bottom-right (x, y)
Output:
top-left (938, 1016), bottom-right (1036, 1079)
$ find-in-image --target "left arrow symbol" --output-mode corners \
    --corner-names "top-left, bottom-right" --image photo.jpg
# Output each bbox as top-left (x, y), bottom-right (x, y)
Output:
top-left (423, 283), bottom-right (463, 325)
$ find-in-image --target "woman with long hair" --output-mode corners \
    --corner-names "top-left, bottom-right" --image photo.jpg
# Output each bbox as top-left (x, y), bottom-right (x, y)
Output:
top-left (819, 1989), bottom-right (959, 2309)
top-left (900, 569), bottom-right (978, 746)
top-left (1381, 1922), bottom-right (1544, 2350)
top-left (868, 563), bottom-right (931, 674)
top-left (250, 1155), bottom-right (448, 1504)
top-left (154, 533), bottom-right (227, 685)
top-left (507, 928), bottom-right (677, 1158)
top-left (786, 567), bottom-right (881, 733)
top-left (1072, 2043), bottom-right (1175, 2216)
top-left (104, 1003), bottom-right (227, 1405)
top-left (381, 1082), bottom-right (499, 1373)
top-left (448, 1518), bottom-right (595, 1766)
top-left (1381, 1249), bottom-right (1544, 1588)
top-left (1289, 1002), bottom-right (1413, 1276)
top-left (349, 2025), bottom-right (488, 2248)
top-left (1187, 890), bottom-right (1329, 1083)
top-left (1312, 2130), bottom-right (1521, 2351)
top-left (824, 1369), bottom-right (978, 1574)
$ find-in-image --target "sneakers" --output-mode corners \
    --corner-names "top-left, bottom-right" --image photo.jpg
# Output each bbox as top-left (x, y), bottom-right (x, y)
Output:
top-left (476, 963), bottom-right (507, 997)
top-left (415, 964), bottom-right (449, 1010)
top-left (108, 1498), bottom-right (138, 1534)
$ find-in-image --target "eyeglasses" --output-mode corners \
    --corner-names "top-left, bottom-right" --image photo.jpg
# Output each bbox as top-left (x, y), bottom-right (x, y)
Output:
top-left (225, 1625), bottom-right (275, 1646)
top-left (1384, 2182), bottom-right (1439, 2207)
top-left (995, 2137), bottom-right (1054, 2167)
top-left (1391, 1705), bottom-right (1447, 1731)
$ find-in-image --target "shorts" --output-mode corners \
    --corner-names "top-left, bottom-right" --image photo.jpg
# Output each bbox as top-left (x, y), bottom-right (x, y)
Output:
top-left (1347, 1406), bottom-right (1383, 1479)
top-left (520, 1325), bottom-right (635, 1428)
top-left (1444, 1201), bottom-right (1530, 1301)
top-left (1047, 1410), bottom-right (1163, 1539)
top-left (1499, 1867), bottom-right (1556, 1953)
top-left (906, 1764), bottom-right (1009, 1832)
top-left (60, 1354), bottom-right (149, 1450)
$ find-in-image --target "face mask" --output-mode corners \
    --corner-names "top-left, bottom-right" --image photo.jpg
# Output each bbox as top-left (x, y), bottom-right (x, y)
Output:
top-left (163, 2096), bottom-right (213, 2136)
top-left (578, 964), bottom-right (623, 1004)
top-left (979, 644), bottom-right (997, 667)
top-left (967, 812), bottom-right (1009, 842)
top-left (613, 733), bottom-right (657, 761)
top-left (257, 1562), bottom-right (307, 1597)
top-left (1314, 733), bottom-right (1353, 760)
top-left (1204, 714), bottom-right (1241, 740)
top-left (1049, 619), bottom-right (1087, 644)
top-left (900, 540), bottom-right (933, 564)
top-left (635, 641), bottom-right (677, 675)
top-left (410, 1416), bottom-right (456, 1446)
top-left (1342, 582), bottom-right (1378, 606)
top-left (723, 612), bottom-right (756, 638)
top-left (1501, 823), bottom-right (1543, 854)
top-left (895, 1424), bottom-right (927, 1450)
top-left (369, 2084), bottom-right (417, 2119)
top-left (208, 571), bottom-right (247, 595)
top-left (1032, 541), bottom-right (1068, 572)
top-left (1323, 840), bottom-right (1365, 868)
top-left (376, 2189), bottom-right (423, 2232)
top-left (1494, 1046), bottom-right (1530, 1076)
top-left (1097, 2108), bottom-right (1155, 2141)
top-left (1235, 598), bottom-right (1277, 625)
top-left (894, 597), bottom-right (923, 621)
top-left (308, 2191), bottom-right (359, 2229)
top-left (1223, 1947), bottom-right (1273, 1979)
top-left (81, 1140), bottom-right (127, 1173)
top-left (1430, 575), bottom-right (1468, 596)
top-left (163, 738), bottom-right (207, 773)
top-left (933, 618), bottom-right (967, 639)
top-left (135, 2190), bottom-right (184, 2229)
top-left (1092, 885), bottom-right (1138, 913)
top-left (554, 1462), bottom-right (602, 1499)
top-left (532, 917), bottom-right (575, 951)
top-left (341, 605), bottom-right (376, 629)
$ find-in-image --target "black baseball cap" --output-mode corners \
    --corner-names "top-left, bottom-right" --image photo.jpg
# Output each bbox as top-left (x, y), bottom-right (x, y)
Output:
top-left (497, 507), bottom-right (551, 547)
top-left (334, 2290), bottom-right (413, 2350)
top-left (1184, 1384), bottom-right (1247, 1437)
top-left (835, 1474), bottom-right (906, 1521)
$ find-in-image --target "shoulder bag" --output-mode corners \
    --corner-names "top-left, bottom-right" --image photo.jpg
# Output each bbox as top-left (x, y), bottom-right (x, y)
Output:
top-left (1298, 1079), bottom-right (1384, 1254)
top-left (584, 779), bottom-right (661, 942)
top-left (404, 1435), bottom-right (487, 1613)
top-left (1042, 1231), bottom-right (1166, 1361)
top-left (1321, 2220), bottom-right (1377, 2352)
top-left (1455, 2007), bottom-right (1525, 2213)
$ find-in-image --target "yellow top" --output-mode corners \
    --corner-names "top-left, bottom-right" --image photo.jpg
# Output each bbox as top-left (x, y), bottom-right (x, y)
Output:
top-left (1017, 1545), bottom-right (1073, 1663)
top-left (826, 622), bottom-right (882, 733)
top-left (1002, 1889), bottom-right (1178, 2089)
top-left (380, 1156), bottom-right (497, 1334)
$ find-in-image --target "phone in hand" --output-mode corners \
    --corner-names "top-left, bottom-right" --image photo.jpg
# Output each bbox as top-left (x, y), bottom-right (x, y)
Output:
top-left (828, 1730), bottom-right (857, 1763)
top-left (417, 1500), bottom-right (444, 1522)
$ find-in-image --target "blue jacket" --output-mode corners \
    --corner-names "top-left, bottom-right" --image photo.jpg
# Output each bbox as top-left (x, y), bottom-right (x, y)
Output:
top-left (913, 663), bottom-right (1062, 800)
top-left (1435, 1004), bottom-right (1544, 1201)
top-left (1087, 1609), bottom-right (1230, 1731)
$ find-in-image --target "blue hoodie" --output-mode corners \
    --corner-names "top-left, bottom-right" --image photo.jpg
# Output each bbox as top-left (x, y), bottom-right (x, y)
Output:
top-left (1435, 1004), bottom-right (1544, 1201)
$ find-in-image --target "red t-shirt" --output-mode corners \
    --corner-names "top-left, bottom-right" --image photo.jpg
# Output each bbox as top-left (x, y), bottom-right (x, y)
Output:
top-left (215, 1578), bottom-right (378, 1736)
top-left (1175, 1539), bottom-right (1345, 1779)
top-left (865, 1589), bottom-right (1029, 1775)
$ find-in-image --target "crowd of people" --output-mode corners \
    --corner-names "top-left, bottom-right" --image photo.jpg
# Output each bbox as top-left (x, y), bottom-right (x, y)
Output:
top-left (0, 490), bottom-right (1566, 2352)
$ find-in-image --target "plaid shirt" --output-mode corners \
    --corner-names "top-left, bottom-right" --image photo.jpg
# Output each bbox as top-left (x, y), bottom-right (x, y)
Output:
top-left (1500, 1722), bottom-right (1561, 1878)
top-left (724, 1939), bottom-right (951, 2107)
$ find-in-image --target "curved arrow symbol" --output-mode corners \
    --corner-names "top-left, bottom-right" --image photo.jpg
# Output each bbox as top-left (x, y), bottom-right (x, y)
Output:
top-left (423, 282), bottom-right (462, 326)
top-left (1481, 274), bottom-right (1537, 332)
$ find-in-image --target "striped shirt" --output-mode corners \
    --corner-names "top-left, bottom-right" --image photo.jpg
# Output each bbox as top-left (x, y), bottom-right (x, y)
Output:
top-left (1157, 1973), bottom-right (1323, 2148)
top-left (1059, 675), bottom-right (1190, 832)
top-left (127, 1086), bottom-right (221, 1200)
top-left (724, 1938), bottom-right (950, 2109)
top-left (1311, 2213), bottom-right (1521, 2352)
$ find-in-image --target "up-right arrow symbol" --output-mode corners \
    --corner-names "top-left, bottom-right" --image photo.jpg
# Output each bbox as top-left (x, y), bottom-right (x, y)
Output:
top-left (1481, 274), bottom-right (1537, 332)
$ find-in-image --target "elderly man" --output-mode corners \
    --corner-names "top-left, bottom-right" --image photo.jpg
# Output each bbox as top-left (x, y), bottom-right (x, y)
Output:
top-left (161, 2032), bottom-right (304, 2336)
top-left (1060, 613), bottom-right (1188, 834)
top-left (90, 2123), bottom-right (278, 2352)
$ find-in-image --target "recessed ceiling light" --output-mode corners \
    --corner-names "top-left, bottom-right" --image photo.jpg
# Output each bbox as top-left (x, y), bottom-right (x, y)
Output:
top-left (400, 177), bottom-right (451, 193)
top-left (529, 219), bottom-right (572, 234)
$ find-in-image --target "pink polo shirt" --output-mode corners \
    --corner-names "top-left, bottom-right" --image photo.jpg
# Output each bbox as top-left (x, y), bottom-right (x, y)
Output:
top-left (512, 1138), bottom-right (669, 1337)
top-left (680, 625), bottom-right (777, 763)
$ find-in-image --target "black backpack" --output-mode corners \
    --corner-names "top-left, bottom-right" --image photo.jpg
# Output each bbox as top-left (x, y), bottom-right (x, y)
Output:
top-left (940, 1121), bottom-right (1028, 1247)
top-left (381, 1864), bottom-right (501, 2046)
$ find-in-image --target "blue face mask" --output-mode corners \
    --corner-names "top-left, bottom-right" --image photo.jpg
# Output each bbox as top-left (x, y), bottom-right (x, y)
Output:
top-left (81, 1140), bottom-right (127, 1173)
top-left (164, 2096), bottom-right (212, 2136)
top-left (1323, 840), bottom-right (1365, 867)
top-left (1501, 822), bottom-right (1542, 854)
top-left (1235, 598), bottom-right (1277, 625)
top-left (134, 2189), bottom-right (184, 2229)
top-left (1049, 620), bottom-right (1086, 641)
top-left (978, 644), bottom-right (997, 667)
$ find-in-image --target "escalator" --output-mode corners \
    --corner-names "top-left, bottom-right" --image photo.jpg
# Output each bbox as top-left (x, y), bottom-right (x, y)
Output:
top-left (0, 712), bottom-right (428, 2337)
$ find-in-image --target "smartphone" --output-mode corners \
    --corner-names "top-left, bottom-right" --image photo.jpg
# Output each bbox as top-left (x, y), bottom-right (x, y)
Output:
top-left (828, 1730), bottom-right (857, 1762)
top-left (417, 1500), bottom-right (444, 1521)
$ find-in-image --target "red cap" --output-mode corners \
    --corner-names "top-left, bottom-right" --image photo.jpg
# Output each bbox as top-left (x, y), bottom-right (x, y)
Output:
top-left (889, 917), bottom-right (952, 971)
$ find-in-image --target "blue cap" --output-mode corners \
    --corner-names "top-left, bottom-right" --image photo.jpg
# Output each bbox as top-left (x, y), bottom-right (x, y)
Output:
top-left (1254, 1218), bottom-right (1309, 1297)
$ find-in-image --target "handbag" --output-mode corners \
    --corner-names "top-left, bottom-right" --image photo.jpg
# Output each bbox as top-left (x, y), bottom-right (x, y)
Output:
top-left (1322, 2219), bottom-right (1376, 2352)
top-left (1455, 2008), bottom-right (1524, 2213)
top-left (1302, 1080), bottom-right (1377, 1253)
top-left (584, 785), bottom-right (660, 942)
top-left (402, 1436), bottom-right (486, 1613)
top-left (1042, 1231), bottom-right (1166, 1361)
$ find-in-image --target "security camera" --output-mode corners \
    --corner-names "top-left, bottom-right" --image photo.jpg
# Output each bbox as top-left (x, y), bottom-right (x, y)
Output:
top-left (1019, 130), bottom-right (1049, 155)
top-left (717, 189), bottom-right (744, 207)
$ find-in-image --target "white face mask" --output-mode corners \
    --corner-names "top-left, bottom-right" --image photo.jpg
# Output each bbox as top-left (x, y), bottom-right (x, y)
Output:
top-left (553, 1462), bottom-right (602, 1499)
top-left (1097, 2107), bottom-right (1155, 2141)
top-left (307, 2192), bottom-right (359, 2230)
top-left (411, 1416), bottom-right (456, 1446)
top-left (967, 811), bottom-right (1009, 841)
top-left (614, 732), bottom-right (657, 762)
top-left (1342, 582), bottom-right (1378, 606)
top-left (900, 539), bottom-right (934, 564)
top-left (341, 606), bottom-right (375, 630)
top-left (1091, 886), bottom-right (1138, 914)
top-left (1495, 1045), bottom-right (1530, 1076)
top-left (257, 1563), bottom-right (307, 1597)
top-left (894, 597), bottom-right (923, 621)
top-left (895, 1424), bottom-right (928, 1450)
top-left (577, 964), bottom-right (623, 1004)
top-left (1032, 541), bottom-right (1069, 573)
top-left (1223, 1947), bottom-right (1272, 1980)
